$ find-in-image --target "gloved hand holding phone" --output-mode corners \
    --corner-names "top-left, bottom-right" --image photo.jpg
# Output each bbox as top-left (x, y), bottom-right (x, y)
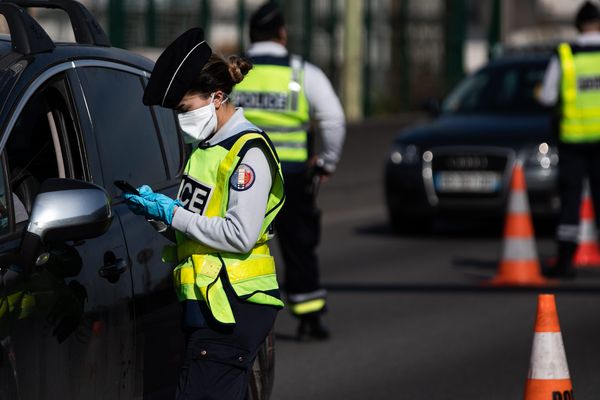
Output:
top-left (121, 184), bottom-right (182, 225)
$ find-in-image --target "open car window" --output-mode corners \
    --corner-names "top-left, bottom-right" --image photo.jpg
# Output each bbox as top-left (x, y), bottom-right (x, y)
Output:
top-left (4, 73), bottom-right (83, 231)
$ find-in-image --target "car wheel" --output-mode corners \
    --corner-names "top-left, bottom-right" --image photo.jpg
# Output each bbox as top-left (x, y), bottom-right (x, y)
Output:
top-left (247, 330), bottom-right (275, 400)
top-left (0, 340), bottom-right (19, 400)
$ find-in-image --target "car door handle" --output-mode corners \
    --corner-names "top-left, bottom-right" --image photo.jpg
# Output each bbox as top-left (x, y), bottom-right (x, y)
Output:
top-left (98, 258), bottom-right (128, 281)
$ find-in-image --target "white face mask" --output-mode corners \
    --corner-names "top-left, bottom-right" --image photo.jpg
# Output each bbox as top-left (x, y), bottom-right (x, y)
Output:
top-left (177, 93), bottom-right (218, 144)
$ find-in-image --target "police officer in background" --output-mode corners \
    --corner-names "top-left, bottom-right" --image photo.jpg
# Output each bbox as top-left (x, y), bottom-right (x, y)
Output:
top-left (540, 1), bottom-right (600, 278)
top-left (233, 2), bottom-right (346, 340)
top-left (123, 28), bottom-right (285, 399)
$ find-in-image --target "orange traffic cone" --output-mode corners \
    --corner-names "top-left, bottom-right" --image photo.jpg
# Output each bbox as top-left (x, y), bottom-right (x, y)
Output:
top-left (524, 294), bottom-right (574, 400)
top-left (490, 163), bottom-right (546, 285)
top-left (573, 181), bottom-right (600, 268)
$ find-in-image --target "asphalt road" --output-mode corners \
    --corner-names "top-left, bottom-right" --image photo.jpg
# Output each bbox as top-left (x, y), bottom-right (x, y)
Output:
top-left (270, 116), bottom-right (600, 399)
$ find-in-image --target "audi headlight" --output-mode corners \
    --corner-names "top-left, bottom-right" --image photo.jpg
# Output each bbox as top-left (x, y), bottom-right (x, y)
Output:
top-left (526, 142), bottom-right (558, 169)
top-left (389, 144), bottom-right (421, 165)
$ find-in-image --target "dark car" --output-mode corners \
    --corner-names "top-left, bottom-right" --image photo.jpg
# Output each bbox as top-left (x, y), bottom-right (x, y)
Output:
top-left (0, 1), bottom-right (273, 399)
top-left (385, 54), bottom-right (559, 231)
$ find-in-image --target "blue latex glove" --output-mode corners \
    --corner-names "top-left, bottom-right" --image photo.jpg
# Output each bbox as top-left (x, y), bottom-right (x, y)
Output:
top-left (137, 185), bottom-right (154, 197)
top-left (123, 185), bottom-right (154, 215)
top-left (123, 186), bottom-right (181, 225)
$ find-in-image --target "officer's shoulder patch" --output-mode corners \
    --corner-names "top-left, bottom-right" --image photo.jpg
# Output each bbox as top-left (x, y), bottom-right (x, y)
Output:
top-left (230, 164), bottom-right (256, 191)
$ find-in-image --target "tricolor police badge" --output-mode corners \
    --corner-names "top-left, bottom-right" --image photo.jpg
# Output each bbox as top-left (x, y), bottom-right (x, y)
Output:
top-left (230, 164), bottom-right (256, 191)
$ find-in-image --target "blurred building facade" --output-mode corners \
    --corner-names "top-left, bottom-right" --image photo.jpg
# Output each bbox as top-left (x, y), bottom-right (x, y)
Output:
top-left (0, 0), bottom-right (584, 117)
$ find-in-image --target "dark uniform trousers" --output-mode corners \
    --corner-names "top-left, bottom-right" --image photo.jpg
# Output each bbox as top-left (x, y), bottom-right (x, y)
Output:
top-left (176, 273), bottom-right (278, 400)
top-left (274, 172), bottom-right (323, 311)
top-left (556, 142), bottom-right (600, 266)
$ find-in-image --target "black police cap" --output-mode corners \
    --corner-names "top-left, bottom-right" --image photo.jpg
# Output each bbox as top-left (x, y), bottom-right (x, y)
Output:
top-left (576, 1), bottom-right (600, 28)
top-left (250, 2), bottom-right (284, 33)
top-left (143, 28), bottom-right (212, 108)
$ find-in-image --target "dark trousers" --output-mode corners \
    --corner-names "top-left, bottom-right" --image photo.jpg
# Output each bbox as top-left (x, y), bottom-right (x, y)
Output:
top-left (176, 285), bottom-right (278, 400)
top-left (557, 143), bottom-right (600, 229)
top-left (275, 172), bottom-right (323, 311)
top-left (556, 142), bottom-right (600, 267)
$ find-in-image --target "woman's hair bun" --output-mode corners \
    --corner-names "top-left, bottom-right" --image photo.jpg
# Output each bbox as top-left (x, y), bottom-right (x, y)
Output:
top-left (227, 55), bottom-right (253, 84)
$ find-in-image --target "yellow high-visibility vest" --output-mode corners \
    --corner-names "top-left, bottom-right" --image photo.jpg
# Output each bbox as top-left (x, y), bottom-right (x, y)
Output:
top-left (233, 56), bottom-right (311, 164)
top-left (167, 131), bottom-right (285, 325)
top-left (558, 42), bottom-right (600, 143)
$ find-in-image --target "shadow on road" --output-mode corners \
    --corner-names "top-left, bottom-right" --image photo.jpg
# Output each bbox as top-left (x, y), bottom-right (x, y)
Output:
top-left (323, 282), bottom-right (600, 294)
top-left (452, 258), bottom-right (497, 270)
top-left (355, 217), bottom-right (556, 239)
top-left (354, 220), bottom-right (502, 239)
top-left (451, 257), bottom-right (499, 280)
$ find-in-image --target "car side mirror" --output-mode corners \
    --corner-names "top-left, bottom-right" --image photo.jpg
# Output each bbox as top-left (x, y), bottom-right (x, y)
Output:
top-left (20, 178), bottom-right (113, 270)
top-left (421, 97), bottom-right (441, 117)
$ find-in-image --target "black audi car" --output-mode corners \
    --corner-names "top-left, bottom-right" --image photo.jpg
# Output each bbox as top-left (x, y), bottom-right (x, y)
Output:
top-left (385, 53), bottom-right (559, 231)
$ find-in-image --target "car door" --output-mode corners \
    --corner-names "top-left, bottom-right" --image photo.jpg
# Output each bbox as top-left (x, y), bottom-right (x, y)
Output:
top-left (0, 68), bottom-right (136, 400)
top-left (71, 63), bottom-right (187, 398)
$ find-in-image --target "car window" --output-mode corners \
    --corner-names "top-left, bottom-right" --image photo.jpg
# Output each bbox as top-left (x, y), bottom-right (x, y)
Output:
top-left (443, 73), bottom-right (489, 113)
top-left (77, 67), bottom-right (167, 195)
top-left (495, 69), bottom-right (519, 107)
top-left (5, 73), bottom-right (82, 229)
top-left (153, 106), bottom-right (184, 178)
top-left (442, 62), bottom-right (548, 115)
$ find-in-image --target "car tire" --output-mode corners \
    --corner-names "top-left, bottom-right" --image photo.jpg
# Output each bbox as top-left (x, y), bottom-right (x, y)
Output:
top-left (247, 330), bottom-right (275, 400)
top-left (0, 342), bottom-right (18, 400)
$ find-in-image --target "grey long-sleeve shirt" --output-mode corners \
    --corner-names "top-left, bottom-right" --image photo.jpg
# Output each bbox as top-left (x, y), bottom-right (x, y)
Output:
top-left (246, 41), bottom-right (346, 173)
top-left (539, 32), bottom-right (600, 106)
top-left (171, 108), bottom-right (273, 254)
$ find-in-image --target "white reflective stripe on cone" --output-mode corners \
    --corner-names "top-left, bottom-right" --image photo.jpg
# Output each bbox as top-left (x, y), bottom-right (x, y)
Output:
top-left (502, 238), bottom-right (538, 261)
top-left (579, 220), bottom-right (598, 241)
top-left (582, 179), bottom-right (591, 199)
top-left (528, 332), bottom-right (570, 380)
top-left (507, 191), bottom-right (531, 213)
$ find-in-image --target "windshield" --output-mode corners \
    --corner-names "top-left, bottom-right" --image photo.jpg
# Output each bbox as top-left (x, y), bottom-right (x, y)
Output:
top-left (442, 62), bottom-right (548, 115)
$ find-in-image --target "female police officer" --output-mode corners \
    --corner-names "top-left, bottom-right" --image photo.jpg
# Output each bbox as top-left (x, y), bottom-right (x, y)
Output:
top-left (123, 28), bottom-right (285, 399)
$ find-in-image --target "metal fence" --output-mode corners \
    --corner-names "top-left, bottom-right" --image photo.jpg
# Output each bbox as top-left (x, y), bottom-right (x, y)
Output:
top-left (0, 0), bottom-right (474, 116)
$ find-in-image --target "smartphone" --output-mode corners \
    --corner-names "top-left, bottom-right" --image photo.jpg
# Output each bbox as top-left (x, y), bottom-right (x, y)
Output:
top-left (114, 180), bottom-right (140, 195)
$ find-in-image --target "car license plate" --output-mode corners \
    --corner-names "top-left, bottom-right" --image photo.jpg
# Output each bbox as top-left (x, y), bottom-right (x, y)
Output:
top-left (434, 171), bottom-right (501, 193)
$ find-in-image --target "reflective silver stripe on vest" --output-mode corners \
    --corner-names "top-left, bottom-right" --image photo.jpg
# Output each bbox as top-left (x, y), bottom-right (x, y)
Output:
top-left (289, 55), bottom-right (303, 112)
top-left (271, 142), bottom-right (307, 149)
top-left (556, 224), bottom-right (579, 242)
top-left (259, 124), bottom-right (310, 133)
top-left (502, 238), bottom-right (538, 261)
top-left (287, 289), bottom-right (327, 304)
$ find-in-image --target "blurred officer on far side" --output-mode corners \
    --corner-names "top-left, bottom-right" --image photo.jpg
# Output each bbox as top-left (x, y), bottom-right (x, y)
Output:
top-left (233, 1), bottom-right (346, 340)
top-left (539, 1), bottom-right (600, 278)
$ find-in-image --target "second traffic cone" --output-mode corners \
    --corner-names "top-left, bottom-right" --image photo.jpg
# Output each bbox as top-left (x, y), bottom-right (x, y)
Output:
top-left (524, 294), bottom-right (574, 400)
top-left (490, 163), bottom-right (546, 285)
top-left (573, 181), bottom-right (600, 268)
